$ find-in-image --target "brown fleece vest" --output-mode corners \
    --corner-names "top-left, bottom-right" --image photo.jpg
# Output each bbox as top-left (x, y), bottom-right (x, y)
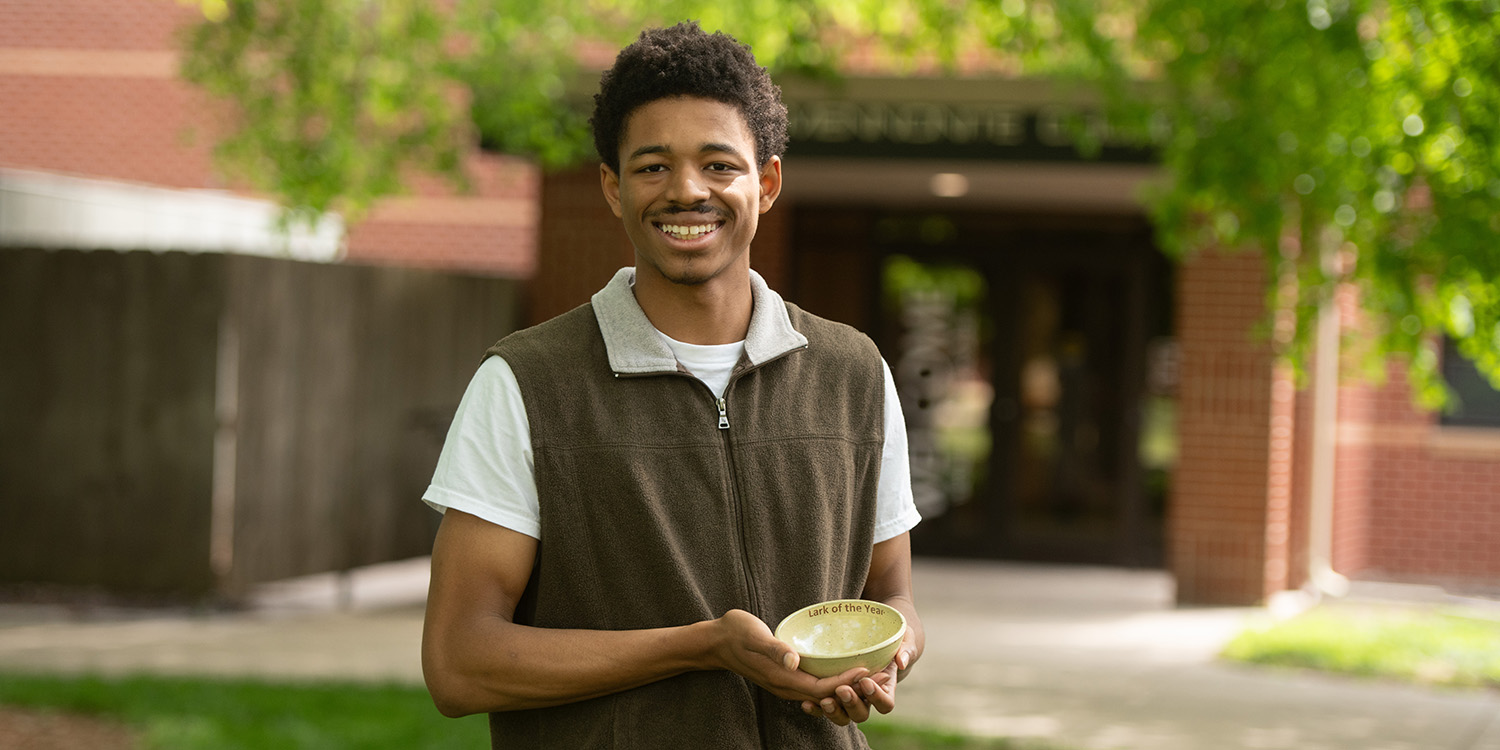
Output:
top-left (484, 301), bottom-right (884, 750)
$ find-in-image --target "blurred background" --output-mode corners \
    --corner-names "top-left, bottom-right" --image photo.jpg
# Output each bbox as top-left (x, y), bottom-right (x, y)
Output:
top-left (3, 0), bottom-right (1497, 608)
top-left (3, 2), bottom-right (1500, 748)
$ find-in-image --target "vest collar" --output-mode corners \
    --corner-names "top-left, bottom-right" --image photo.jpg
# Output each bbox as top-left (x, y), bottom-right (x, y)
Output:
top-left (591, 267), bottom-right (809, 376)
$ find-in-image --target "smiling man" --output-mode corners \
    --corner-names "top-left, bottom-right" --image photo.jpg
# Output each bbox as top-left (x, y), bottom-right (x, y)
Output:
top-left (419, 22), bottom-right (923, 750)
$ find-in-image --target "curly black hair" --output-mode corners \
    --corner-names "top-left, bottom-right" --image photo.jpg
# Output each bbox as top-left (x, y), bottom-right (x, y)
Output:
top-left (591, 21), bottom-right (788, 174)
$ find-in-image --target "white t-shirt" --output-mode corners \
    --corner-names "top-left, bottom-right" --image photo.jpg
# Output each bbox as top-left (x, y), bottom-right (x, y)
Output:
top-left (423, 335), bottom-right (921, 544)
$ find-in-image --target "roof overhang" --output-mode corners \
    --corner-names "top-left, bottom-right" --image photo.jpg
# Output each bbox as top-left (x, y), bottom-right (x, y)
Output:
top-left (0, 168), bottom-right (344, 261)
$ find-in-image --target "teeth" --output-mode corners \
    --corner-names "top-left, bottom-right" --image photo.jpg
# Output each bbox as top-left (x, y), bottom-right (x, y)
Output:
top-left (659, 223), bottom-right (718, 240)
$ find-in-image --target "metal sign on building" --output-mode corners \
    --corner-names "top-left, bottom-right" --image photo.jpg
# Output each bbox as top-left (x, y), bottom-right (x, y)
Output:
top-left (787, 98), bottom-right (1155, 163)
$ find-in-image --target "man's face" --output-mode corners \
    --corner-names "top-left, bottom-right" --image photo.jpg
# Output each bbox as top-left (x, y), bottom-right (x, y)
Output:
top-left (601, 96), bottom-right (781, 288)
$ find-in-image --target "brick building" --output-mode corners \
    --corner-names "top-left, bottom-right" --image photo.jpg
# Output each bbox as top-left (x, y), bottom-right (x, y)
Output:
top-left (0, 0), bottom-right (530, 596)
top-left (4, 1), bottom-right (1496, 604)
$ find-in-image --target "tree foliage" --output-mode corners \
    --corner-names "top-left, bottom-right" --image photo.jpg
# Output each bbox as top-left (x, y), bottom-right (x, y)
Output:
top-left (180, 0), bottom-right (1500, 402)
top-left (181, 0), bottom-right (468, 221)
top-left (1087, 0), bottom-right (1500, 406)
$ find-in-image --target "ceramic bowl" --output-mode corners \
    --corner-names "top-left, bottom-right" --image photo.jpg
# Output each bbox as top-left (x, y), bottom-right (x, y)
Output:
top-left (773, 598), bottom-right (907, 678)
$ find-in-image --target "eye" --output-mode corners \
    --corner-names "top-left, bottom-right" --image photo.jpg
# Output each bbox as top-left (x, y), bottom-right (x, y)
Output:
top-left (706, 162), bottom-right (735, 172)
top-left (637, 164), bottom-right (667, 174)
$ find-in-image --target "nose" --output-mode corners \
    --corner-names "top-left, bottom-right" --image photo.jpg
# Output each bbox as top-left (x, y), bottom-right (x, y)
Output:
top-left (665, 167), bottom-right (710, 205)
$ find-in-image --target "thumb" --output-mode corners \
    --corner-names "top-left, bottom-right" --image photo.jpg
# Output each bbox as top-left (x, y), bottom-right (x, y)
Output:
top-left (781, 648), bottom-right (800, 671)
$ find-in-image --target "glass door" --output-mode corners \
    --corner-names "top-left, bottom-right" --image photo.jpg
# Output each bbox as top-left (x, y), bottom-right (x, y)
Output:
top-left (1005, 264), bottom-right (1132, 558)
top-left (882, 255), bottom-right (996, 555)
top-left (881, 228), bottom-right (1168, 565)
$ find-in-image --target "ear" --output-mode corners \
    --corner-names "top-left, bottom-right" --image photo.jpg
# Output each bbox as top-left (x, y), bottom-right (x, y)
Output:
top-left (600, 163), bottom-right (624, 219)
top-left (757, 155), bottom-right (782, 215)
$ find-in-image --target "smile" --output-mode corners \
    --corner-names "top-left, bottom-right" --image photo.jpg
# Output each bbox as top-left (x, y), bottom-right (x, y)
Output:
top-left (655, 222), bottom-right (723, 241)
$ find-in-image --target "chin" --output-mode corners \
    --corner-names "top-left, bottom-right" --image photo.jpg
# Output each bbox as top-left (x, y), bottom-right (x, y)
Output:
top-left (640, 252), bottom-right (736, 288)
top-left (659, 267), bottom-right (716, 287)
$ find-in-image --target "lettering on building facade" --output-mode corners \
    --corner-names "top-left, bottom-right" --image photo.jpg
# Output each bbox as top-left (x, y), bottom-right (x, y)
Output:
top-left (787, 100), bottom-right (1153, 163)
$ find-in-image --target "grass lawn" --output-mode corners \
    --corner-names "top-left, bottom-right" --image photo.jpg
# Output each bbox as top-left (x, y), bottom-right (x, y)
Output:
top-left (0, 672), bottom-right (1061, 749)
top-left (0, 673), bottom-right (486, 749)
top-left (1221, 604), bottom-right (1500, 689)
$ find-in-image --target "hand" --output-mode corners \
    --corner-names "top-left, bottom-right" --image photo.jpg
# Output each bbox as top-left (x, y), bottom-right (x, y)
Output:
top-left (709, 609), bottom-right (870, 705)
top-left (800, 627), bottom-right (917, 725)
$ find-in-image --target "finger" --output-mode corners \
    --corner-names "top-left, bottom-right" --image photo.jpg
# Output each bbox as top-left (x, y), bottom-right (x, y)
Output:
top-left (837, 685), bottom-right (872, 723)
top-left (781, 649), bottom-right (800, 671)
top-left (818, 667), bottom-right (870, 691)
top-left (863, 677), bottom-right (897, 715)
top-left (766, 671), bottom-right (826, 704)
top-left (897, 646), bottom-right (917, 671)
top-left (819, 697), bottom-right (852, 726)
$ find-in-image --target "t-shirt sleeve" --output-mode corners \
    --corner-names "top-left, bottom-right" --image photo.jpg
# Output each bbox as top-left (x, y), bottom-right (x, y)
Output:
top-left (422, 355), bottom-right (541, 539)
top-left (873, 358), bottom-right (922, 543)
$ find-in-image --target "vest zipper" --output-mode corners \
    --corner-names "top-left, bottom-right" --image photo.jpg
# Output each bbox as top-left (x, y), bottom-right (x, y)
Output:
top-left (718, 409), bottom-right (760, 617)
top-left (711, 384), bottom-right (760, 619)
top-left (655, 344), bottom-right (808, 617)
top-left (713, 346), bottom-right (805, 619)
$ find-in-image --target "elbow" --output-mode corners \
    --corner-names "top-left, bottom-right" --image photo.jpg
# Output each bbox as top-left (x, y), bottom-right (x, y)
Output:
top-left (422, 626), bottom-right (537, 715)
top-left (424, 651), bottom-right (498, 718)
top-left (425, 673), bottom-right (479, 718)
top-left (422, 636), bottom-right (486, 717)
top-left (424, 665), bottom-right (532, 717)
top-left (431, 697), bottom-right (471, 720)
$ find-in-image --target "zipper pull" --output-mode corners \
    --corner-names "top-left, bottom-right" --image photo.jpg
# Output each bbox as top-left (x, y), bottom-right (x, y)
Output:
top-left (716, 397), bottom-right (730, 430)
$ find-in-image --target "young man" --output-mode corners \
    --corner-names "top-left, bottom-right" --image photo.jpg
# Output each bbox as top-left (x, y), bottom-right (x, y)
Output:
top-left (420, 22), bottom-right (923, 749)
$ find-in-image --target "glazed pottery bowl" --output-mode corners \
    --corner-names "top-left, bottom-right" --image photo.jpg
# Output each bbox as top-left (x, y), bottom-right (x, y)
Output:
top-left (773, 599), bottom-right (906, 678)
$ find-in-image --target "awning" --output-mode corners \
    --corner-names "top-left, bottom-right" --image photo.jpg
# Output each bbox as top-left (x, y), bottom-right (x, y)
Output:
top-left (0, 168), bottom-right (344, 261)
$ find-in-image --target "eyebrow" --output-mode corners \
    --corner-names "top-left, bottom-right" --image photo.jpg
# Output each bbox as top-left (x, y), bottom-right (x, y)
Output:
top-left (627, 142), bottom-right (747, 162)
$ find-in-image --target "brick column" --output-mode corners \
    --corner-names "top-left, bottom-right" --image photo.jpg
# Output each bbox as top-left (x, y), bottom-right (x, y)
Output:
top-left (1170, 248), bottom-right (1286, 605)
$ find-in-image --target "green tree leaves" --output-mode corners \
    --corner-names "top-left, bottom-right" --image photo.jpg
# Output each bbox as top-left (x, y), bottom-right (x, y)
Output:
top-left (180, 0), bottom-right (1500, 399)
top-left (1092, 0), bottom-right (1500, 403)
top-left (181, 0), bottom-right (469, 221)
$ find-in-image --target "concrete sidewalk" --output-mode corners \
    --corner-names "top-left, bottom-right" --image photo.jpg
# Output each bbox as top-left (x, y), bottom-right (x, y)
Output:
top-left (0, 557), bottom-right (1496, 750)
top-left (901, 561), bottom-right (1500, 750)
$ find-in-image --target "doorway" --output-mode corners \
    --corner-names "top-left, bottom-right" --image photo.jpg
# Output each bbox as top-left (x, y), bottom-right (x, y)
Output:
top-left (791, 208), bottom-right (1174, 567)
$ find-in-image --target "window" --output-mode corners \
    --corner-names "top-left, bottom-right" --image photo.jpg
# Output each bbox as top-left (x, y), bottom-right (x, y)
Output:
top-left (1439, 337), bottom-right (1500, 428)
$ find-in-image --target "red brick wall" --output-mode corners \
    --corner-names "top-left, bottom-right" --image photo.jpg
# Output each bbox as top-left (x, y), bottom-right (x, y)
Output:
top-left (1171, 240), bottom-right (1500, 602)
top-left (347, 155), bottom-right (540, 277)
top-left (0, 0), bottom-right (189, 49)
top-left (1336, 364), bottom-right (1500, 591)
top-left (1, 0), bottom-right (537, 278)
top-left (1170, 247), bottom-right (1281, 604)
top-left (1331, 382), bottom-right (1377, 577)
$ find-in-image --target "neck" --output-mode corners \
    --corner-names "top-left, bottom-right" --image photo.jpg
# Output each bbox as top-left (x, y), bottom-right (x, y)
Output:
top-left (632, 268), bottom-right (753, 345)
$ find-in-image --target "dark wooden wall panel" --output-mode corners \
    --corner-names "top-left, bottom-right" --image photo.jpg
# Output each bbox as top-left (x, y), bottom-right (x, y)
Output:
top-left (0, 249), bottom-right (221, 594)
top-left (1, 248), bottom-right (519, 598)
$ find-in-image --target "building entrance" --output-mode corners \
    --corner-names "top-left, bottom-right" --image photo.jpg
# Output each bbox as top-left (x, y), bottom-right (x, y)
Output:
top-left (791, 209), bottom-right (1174, 566)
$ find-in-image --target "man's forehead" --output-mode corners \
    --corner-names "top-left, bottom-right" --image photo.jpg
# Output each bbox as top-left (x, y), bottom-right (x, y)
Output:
top-left (620, 96), bottom-right (754, 145)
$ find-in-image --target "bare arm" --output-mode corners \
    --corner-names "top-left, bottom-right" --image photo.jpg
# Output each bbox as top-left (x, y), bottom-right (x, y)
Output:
top-left (421, 509), bottom-right (869, 717)
top-left (861, 531), bottom-right (924, 681)
top-left (804, 532), bottom-right (925, 724)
